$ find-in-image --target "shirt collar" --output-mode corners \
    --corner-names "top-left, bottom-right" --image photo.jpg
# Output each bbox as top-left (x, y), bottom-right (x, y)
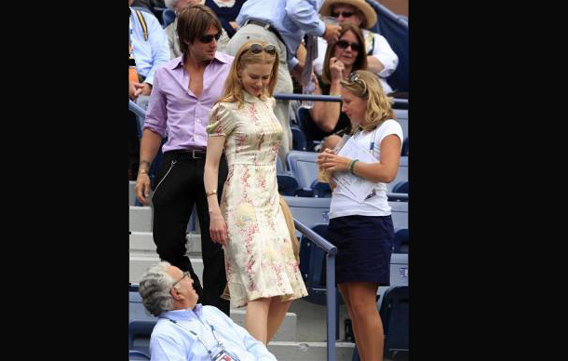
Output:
top-left (243, 91), bottom-right (265, 104)
top-left (160, 303), bottom-right (204, 322)
top-left (169, 52), bottom-right (230, 70)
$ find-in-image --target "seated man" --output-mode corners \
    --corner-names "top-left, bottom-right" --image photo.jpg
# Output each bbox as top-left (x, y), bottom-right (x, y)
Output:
top-left (139, 261), bottom-right (278, 360)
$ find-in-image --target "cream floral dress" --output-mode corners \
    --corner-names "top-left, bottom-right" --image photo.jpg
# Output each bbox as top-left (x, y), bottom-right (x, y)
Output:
top-left (207, 92), bottom-right (308, 308)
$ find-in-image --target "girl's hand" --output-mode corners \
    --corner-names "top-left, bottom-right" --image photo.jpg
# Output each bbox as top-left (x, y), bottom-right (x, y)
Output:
top-left (319, 150), bottom-right (351, 173)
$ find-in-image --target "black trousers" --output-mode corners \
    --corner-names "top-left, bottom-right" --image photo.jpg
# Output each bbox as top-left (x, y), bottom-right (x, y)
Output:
top-left (151, 150), bottom-right (229, 315)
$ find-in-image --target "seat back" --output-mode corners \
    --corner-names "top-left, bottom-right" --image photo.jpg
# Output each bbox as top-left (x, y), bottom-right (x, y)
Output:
top-left (129, 349), bottom-right (151, 360)
top-left (392, 180), bottom-right (408, 194)
top-left (389, 201), bottom-right (408, 229)
top-left (291, 125), bottom-right (308, 151)
top-left (129, 290), bottom-right (158, 355)
top-left (162, 8), bottom-right (175, 28)
top-left (394, 109), bottom-right (408, 139)
top-left (387, 156), bottom-right (408, 192)
top-left (380, 285), bottom-right (409, 360)
top-left (310, 179), bottom-right (332, 198)
top-left (277, 175), bottom-right (299, 196)
top-left (393, 228), bottom-right (409, 253)
top-left (286, 151), bottom-right (318, 189)
top-left (129, 320), bottom-right (157, 355)
top-left (401, 136), bottom-right (409, 156)
top-left (283, 196), bottom-right (331, 228)
top-left (299, 224), bottom-right (331, 304)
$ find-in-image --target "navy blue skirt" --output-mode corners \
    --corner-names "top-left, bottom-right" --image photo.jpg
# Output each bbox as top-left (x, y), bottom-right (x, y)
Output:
top-left (328, 215), bottom-right (394, 285)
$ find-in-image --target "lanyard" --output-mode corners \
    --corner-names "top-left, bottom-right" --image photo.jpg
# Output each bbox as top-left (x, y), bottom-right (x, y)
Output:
top-left (163, 317), bottom-right (225, 357)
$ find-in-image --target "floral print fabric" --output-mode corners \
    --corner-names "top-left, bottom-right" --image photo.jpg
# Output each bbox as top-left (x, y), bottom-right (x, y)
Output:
top-left (207, 93), bottom-right (308, 308)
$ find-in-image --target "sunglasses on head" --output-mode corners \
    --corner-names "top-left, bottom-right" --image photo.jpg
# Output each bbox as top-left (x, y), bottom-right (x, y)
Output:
top-left (331, 11), bottom-right (354, 18)
top-left (244, 43), bottom-right (277, 55)
top-left (343, 72), bottom-right (368, 95)
top-left (199, 32), bottom-right (222, 44)
top-left (336, 40), bottom-right (362, 52)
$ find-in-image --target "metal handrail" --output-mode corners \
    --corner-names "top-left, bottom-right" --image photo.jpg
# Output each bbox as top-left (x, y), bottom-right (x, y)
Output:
top-left (274, 93), bottom-right (408, 108)
top-left (129, 100), bottom-right (146, 119)
top-left (293, 218), bottom-right (337, 361)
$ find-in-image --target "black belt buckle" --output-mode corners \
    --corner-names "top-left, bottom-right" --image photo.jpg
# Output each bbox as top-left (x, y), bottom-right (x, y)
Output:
top-left (190, 149), bottom-right (205, 159)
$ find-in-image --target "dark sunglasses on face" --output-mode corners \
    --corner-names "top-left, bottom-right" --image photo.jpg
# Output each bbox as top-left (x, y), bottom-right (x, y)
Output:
top-left (336, 40), bottom-right (362, 52)
top-left (331, 11), bottom-right (354, 18)
top-left (199, 32), bottom-right (222, 44)
top-left (245, 43), bottom-right (277, 55)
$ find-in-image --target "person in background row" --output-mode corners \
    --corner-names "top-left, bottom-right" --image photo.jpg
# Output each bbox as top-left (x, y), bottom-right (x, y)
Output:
top-left (164, 0), bottom-right (231, 58)
top-left (227, 0), bottom-right (342, 166)
top-left (204, 41), bottom-right (308, 344)
top-left (129, 0), bottom-right (170, 109)
top-left (204, 0), bottom-right (247, 38)
top-left (307, 23), bottom-right (367, 148)
top-left (316, 0), bottom-right (399, 94)
top-left (135, 4), bottom-right (233, 316)
top-left (317, 70), bottom-right (403, 361)
top-left (139, 261), bottom-right (278, 360)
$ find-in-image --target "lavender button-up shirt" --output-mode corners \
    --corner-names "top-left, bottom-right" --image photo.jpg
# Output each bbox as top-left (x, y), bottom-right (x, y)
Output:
top-left (143, 52), bottom-right (234, 153)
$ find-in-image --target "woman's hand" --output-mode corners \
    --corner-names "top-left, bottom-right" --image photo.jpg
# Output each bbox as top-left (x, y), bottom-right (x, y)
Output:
top-left (318, 148), bottom-right (351, 173)
top-left (209, 212), bottom-right (228, 246)
top-left (329, 57), bottom-right (345, 81)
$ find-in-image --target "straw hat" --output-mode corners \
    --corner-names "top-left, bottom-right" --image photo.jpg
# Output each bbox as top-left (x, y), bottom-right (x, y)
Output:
top-left (320, 0), bottom-right (377, 29)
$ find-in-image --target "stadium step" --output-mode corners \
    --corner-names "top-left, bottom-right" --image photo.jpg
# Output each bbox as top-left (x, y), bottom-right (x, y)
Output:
top-left (129, 206), bottom-right (153, 232)
top-left (129, 232), bottom-right (202, 254)
top-left (266, 341), bottom-right (355, 361)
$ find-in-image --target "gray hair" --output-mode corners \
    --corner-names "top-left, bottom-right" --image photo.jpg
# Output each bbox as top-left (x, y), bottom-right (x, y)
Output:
top-left (138, 261), bottom-right (176, 316)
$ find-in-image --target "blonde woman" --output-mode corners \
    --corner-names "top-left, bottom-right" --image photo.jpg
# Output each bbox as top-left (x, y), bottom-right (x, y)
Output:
top-left (203, 41), bottom-right (308, 345)
top-left (317, 70), bottom-right (403, 361)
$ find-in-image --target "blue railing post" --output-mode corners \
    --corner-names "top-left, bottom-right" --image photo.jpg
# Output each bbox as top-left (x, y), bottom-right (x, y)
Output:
top-left (326, 252), bottom-right (336, 361)
top-left (293, 219), bottom-right (338, 361)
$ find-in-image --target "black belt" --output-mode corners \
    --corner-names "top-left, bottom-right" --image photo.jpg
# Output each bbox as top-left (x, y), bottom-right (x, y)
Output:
top-left (245, 19), bottom-right (286, 47)
top-left (166, 149), bottom-right (207, 160)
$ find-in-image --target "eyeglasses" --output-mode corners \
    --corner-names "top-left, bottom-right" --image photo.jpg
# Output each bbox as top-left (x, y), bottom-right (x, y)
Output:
top-left (199, 32), bottom-right (222, 44)
top-left (171, 271), bottom-right (191, 289)
top-left (344, 72), bottom-right (367, 95)
top-left (331, 11), bottom-right (355, 18)
top-left (244, 43), bottom-right (277, 55)
top-left (335, 40), bottom-right (362, 52)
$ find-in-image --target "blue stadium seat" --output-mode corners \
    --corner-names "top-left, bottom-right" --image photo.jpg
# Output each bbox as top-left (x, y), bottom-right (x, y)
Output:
top-left (393, 228), bottom-right (409, 254)
top-left (310, 179), bottom-right (332, 198)
top-left (296, 106), bottom-right (321, 151)
top-left (380, 285), bottom-right (409, 360)
top-left (129, 350), bottom-right (151, 360)
top-left (389, 200), bottom-right (408, 230)
top-left (387, 156), bottom-right (408, 193)
top-left (277, 174), bottom-right (300, 196)
top-left (129, 288), bottom-right (158, 356)
top-left (401, 136), bottom-right (409, 156)
top-left (286, 151), bottom-right (318, 191)
top-left (352, 285), bottom-right (409, 361)
top-left (283, 196), bottom-right (331, 228)
top-left (291, 125), bottom-right (308, 151)
top-left (391, 181), bottom-right (408, 194)
top-left (129, 320), bottom-right (157, 356)
top-left (162, 8), bottom-right (175, 28)
top-left (299, 223), bottom-right (343, 338)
